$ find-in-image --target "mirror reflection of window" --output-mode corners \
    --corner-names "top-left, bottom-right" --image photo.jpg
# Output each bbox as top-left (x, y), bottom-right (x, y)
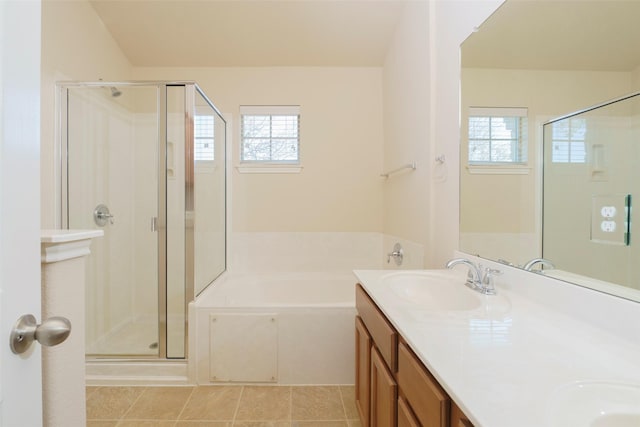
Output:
top-left (551, 118), bottom-right (586, 163)
top-left (194, 113), bottom-right (215, 161)
top-left (467, 107), bottom-right (528, 165)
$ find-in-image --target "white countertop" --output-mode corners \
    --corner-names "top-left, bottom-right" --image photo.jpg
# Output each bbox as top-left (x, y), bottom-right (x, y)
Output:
top-left (41, 229), bottom-right (103, 243)
top-left (353, 267), bottom-right (640, 427)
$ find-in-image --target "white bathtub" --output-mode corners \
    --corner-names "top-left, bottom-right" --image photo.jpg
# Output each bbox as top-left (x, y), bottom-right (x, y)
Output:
top-left (190, 272), bottom-right (357, 385)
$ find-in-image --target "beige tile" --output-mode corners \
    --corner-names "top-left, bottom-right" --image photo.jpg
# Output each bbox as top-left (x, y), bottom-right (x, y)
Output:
top-left (116, 421), bottom-right (176, 427)
top-left (293, 422), bottom-right (348, 427)
top-left (346, 420), bottom-right (361, 427)
top-left (179, 386), bottom-right (242, 421)
top-left (291, 387), bottom-right (346, 421)
top-left (87, 421), bottom-right (119, 427)
top-left (177, 422), bottom-right (233, 427)
top-left (234, 423), bottom-right (291, 427)
top-left (86, 386), bottom-right (100, 399)
top-left (338, 386), bottom-right (359, 420)
top-left (87, 386), bottom-right (146, 420)
top-left (235, 386), bottom-right (292, 421)
top-left (125, 386), bottom-right (194, 420)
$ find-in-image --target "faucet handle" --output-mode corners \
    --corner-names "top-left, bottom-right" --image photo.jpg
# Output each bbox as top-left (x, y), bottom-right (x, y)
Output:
top-left (481, 267), bottom-right (502, 295)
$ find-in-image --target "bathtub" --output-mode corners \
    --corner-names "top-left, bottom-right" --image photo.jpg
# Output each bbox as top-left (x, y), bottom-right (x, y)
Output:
top-left (190, 272), bottom-right (357, 385)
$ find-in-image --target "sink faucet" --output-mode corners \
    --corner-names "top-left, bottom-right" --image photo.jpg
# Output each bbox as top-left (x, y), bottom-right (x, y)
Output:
top-left (523, 258), bottom-right (555, 271)
top-left (445, 258), bottom-right (500, 295)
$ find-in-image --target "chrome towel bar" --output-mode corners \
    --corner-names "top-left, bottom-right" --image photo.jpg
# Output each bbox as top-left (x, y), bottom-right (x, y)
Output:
top-left (380, 161), bottom-right (417, 179)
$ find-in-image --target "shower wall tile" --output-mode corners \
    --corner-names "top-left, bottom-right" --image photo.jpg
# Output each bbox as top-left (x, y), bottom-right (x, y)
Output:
top-left (229, 232), bottom-right (384, 273)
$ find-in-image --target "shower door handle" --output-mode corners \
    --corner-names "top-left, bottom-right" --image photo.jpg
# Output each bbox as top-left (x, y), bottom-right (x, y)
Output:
top-left (10, 314), bottom-right (71, 354)
top-left (151, 217), bottom-right (158, 232)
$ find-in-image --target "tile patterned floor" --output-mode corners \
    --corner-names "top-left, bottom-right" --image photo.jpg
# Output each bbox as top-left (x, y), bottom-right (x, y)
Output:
top-left (86, 385), bottom-right (362, 427)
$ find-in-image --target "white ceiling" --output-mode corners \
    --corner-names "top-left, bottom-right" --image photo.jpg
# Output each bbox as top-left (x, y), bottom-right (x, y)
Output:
top-left (89, 0), bottom-right (409, 67)
top-left (462, 0), bottom-right (640, 72)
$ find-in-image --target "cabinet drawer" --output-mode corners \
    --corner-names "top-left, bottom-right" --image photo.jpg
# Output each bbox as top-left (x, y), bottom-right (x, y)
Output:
top-left (356, 284), bottom-right (398, 370)
top-left (397, 341), bottom-right (449, 427)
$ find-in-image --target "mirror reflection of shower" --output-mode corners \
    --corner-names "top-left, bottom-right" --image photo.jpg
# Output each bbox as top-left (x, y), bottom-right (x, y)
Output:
top-left (60, 82), bottom-right (227, 360)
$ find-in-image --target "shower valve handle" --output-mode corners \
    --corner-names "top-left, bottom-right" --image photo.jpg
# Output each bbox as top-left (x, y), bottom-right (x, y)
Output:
top-left (94, 204), bottom-right (114, 226)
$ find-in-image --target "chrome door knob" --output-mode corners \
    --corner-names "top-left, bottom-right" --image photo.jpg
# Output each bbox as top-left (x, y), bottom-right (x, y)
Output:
top-left (10, 314), bottom-right (71, 354)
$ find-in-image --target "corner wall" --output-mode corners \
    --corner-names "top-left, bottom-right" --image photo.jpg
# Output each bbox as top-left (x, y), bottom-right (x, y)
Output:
top-left (381, 0), bottom-right (502, 268)
top-left (381, 2), bottom-right (431, 267)
top-left (41, 0), bottom-right (133, 228)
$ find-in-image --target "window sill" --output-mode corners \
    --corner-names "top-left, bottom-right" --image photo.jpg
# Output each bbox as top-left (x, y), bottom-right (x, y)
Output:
top-left (466, 165), bottom-right (531, 175)
top-left (236, 164), bottom-right (303, 174)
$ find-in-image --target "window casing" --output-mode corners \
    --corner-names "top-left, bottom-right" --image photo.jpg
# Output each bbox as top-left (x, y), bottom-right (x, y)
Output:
top-left (240, 106), bottom-right (300, 164)
top-left (468, 107), bottom-right (528, 165)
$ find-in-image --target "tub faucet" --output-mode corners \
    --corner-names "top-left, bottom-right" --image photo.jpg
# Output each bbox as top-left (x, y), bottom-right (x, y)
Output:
top-left (445, 258), bottom-right (500, 295)
top-left (523, 258), bottom-right (555, 272)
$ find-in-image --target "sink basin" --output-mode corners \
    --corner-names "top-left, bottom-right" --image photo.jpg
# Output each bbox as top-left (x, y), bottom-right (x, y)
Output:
top-left (383, 271), bottom-right (482, 311)
top-left (547, 381), bottom-right (640, 427)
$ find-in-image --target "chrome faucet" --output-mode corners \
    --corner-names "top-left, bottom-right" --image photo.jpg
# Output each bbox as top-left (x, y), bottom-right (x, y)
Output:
top-left (523, 258), bottom-right (555, 272)
top-left (445, 258), bottom-right (501, 295)
top-left (387, 243), bottom-right (404, 266)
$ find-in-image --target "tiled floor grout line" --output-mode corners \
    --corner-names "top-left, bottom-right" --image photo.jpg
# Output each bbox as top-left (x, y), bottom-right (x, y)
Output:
top-left (118, 386), bottom-right (148, 422)
top-left (174, 385), bottom-right (198, 423)
top-left (231, 385), bottom-right (245, 424)
top-left (337, 386), bottom-right (349, 421)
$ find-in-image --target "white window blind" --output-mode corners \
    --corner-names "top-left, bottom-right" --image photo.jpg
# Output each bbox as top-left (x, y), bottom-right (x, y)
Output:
top-left (468, 107), bottom-right (528, 164)
top-left (550, 118), bottom-right (586, 163)
top-left (240, 105), bottom-right (300, 163)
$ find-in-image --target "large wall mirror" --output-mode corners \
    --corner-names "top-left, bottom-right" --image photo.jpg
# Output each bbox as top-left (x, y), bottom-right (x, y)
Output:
top-left (460, 0), bottom-right (640, 302)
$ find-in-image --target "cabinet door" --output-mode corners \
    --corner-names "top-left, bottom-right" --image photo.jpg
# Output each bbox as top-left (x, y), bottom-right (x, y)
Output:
top-left (450, 402), bottom-right (474, 427)
top-left (356, 316), bottom-right (372, 427)
top-left (398, 397), bottom-right (420, 427)
top-left (371, 346), bottom-right (397, 427)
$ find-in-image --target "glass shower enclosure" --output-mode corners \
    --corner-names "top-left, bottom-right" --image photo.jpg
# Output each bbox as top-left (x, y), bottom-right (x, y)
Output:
top-left (59, 82), bottom-right (226, 359)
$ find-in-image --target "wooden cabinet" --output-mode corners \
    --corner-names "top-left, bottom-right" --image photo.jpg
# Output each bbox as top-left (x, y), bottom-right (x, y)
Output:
top-left (371, 347), bottom-right (397, 427)
top-left (355, 316), bottom-right (372, 426)
top-left (450, 402), bottom-right (474, 427)
top-left (356, 284), bottom-right (474, 427)
top-left (397, 341), bottom-right (449, 427)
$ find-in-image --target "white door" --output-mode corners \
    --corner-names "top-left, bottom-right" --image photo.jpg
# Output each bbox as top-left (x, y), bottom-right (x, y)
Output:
top-left (0, 1), bottom-right (44, 426)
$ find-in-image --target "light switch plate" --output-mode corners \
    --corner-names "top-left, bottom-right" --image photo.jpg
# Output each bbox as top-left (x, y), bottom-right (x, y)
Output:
top-left (590, 194), bottom-right (631, 245)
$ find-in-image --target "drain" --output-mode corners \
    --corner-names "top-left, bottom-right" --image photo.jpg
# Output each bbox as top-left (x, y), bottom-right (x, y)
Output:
top-left (149, 342), bottom-right (158, 349)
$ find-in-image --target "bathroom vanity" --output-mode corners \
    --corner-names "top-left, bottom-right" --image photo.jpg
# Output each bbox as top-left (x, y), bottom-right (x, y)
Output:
top-left (355, 283), bottom-right (472, 427)
top-left (356, 283), bottom-right (472, 427)
top-left (354, 263), bottom-right (640, 427)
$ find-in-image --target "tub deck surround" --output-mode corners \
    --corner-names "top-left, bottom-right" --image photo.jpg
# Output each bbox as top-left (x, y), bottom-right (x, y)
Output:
top-left (193, 271), bottom-right (357, 385)
top-left (353, 267), bottom-right (640, 427)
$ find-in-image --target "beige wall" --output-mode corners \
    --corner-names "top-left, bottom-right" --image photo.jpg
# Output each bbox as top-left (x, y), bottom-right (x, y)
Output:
top-left (381, 1), bottom-right (430, 265)
top-left (133, 67), bottom-right (385, 233)
top-left (41, 0), bottom-right (132, 227)
top-left (40, 0), bottom-right (510, 269)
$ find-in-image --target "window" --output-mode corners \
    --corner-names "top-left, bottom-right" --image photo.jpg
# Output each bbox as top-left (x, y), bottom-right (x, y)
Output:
top-left (468, 107), bottom-right (528, 164)
top-left (194, 113), bottom-right (214, 161)
top-left (240, 106), bottom-right (300, 163)
top-left (550, 118), bottom-right (586, 163)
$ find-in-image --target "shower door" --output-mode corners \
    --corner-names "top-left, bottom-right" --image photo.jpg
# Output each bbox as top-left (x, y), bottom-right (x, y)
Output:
top-left (65, 85), bottom-right (162, 357)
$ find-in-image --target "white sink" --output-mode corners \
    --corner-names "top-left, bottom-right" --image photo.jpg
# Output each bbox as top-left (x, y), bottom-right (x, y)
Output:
top-left (383, 271), bottom-right (482, 311)
top-left (547, 381), bottom-right (640, 427)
